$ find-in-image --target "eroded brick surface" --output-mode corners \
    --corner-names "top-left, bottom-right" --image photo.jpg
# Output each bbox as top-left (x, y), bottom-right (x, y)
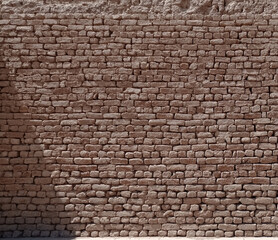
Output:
top-left (1, 8), bottom-right (278, 238)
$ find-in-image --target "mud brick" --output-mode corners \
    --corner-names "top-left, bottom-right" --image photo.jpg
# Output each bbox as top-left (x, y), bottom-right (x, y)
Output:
top-left (255, 197), bottom-right (273, 205)
top-left (54, 185), bottom-right (72, 192)
top-left (1, 5), bottom-right (278, 237)
top-left (224, 184), bottom-right (242, 192)
top-left (74, 158), bottom-right (92, 164)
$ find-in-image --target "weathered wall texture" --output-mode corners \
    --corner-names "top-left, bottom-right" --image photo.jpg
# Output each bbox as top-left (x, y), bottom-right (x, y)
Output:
top-left (1, 0), bottom-right (278, 238)
top-left (2, 0), bottom-right (278, 14)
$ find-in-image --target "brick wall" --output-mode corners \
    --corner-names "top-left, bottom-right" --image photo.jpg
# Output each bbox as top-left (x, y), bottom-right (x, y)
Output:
top-left (1, 8), bottom-right (278, 238)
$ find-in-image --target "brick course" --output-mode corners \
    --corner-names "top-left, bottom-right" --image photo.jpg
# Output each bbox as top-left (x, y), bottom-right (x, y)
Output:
top-left (1, 6), bottom-right (278, 238)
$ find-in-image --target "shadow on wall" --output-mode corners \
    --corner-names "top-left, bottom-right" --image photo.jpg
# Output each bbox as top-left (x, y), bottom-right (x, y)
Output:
top-left (0, 37), bottom-right (79, 238)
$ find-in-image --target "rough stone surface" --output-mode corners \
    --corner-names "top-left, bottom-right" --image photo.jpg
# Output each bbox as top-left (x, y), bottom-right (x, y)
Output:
top-left (1, 0), bottom-right (278, 238)
top-left (1, 0), bottom-right (278, 14)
